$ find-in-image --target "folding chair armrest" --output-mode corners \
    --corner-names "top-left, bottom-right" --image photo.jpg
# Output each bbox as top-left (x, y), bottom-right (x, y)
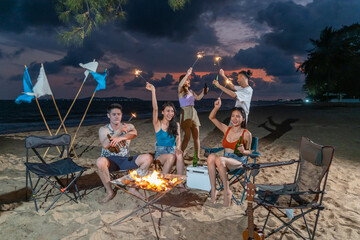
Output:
top-left (248, 151), bottom-right (260, 159)
top-left (201, 146), bottom-right (224, 157)
top-left (246, 159), bottom-right (298, 170)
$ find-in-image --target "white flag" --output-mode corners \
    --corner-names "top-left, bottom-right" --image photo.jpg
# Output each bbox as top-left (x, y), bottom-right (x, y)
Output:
top-left (33, 65), bottom-right (53, 98)
top-left (79, 60), bottom-right (98, 78)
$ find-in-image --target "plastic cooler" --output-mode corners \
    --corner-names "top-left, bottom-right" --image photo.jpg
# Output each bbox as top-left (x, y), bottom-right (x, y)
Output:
top-left (186, 165), bottom-right (211, 191)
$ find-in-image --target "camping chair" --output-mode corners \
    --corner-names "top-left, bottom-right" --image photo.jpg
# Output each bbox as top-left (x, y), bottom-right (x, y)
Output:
top-left (25, 134), bottom-right (87, 213)
top-left (201, 136), bottom-right (260, 205)
top-left (248, 136), bottom-right (334, 239)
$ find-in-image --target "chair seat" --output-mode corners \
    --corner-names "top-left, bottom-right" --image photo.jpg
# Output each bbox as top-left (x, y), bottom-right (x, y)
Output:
top-left (25, 158), bottom-right (87, 177)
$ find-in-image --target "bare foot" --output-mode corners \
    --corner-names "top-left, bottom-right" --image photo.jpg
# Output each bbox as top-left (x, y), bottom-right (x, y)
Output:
top-left (129, 188), bottom-right (145, 200)
top-left (98, 191), bottom-right (116, 204)
top-left (223, 190), bottom-right (232, 207)
top-left (210, 190), bottom-right (218, 204)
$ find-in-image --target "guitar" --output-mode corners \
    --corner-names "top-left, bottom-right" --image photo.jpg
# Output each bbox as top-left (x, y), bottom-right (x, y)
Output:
top-left (242, 182), bottom-right (265, 240)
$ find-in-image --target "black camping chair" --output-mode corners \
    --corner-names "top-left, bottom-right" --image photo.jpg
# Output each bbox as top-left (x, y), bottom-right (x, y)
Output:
top-left (25, 134), bottom-right (87, 213)
top-left (246, 137), bottom-right (334, 239)
top-left (201, 136), bottom-right (260, 205)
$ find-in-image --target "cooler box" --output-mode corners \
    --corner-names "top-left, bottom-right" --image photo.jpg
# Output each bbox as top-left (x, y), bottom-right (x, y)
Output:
top-left (186, 165), bottom-right (211, 191)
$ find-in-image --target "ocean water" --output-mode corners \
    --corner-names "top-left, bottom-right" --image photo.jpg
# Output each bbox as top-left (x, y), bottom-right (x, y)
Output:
top-left (0, 98), bottom-right (277, 134)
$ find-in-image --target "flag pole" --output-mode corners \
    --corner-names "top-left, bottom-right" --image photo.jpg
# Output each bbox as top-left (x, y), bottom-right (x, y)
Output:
top-left (69, 90), bottom-right (96, 152)
top-left (41, 64), bottom-right (79, 160)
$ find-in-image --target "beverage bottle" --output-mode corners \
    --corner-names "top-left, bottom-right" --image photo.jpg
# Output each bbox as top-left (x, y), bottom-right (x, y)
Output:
top-left (233, 136), bottom-right (243, 157)
top-left (107, 134), bottom-right (120, 153)
top-left (193, 149), bottom-right (198, 167)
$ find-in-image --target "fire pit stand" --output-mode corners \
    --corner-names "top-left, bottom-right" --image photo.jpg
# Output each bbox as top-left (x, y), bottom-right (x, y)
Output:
top-left (109, 173), bottom-right (186, 239)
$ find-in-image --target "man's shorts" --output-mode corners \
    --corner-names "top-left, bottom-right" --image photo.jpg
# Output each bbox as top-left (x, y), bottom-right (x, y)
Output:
top-left (106, 155), bottom-right (139, 172)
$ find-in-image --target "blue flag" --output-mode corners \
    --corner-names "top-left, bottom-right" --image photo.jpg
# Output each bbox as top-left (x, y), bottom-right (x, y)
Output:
top-left (90, 70), bottom-right (107, 92)
top-left (15, 67), bottom-right (35, 104)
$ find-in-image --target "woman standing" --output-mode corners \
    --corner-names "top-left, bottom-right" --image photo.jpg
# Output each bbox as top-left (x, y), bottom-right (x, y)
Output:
top-left (178, 67), bottom-right (208, 160)
top-left (207, 98), bottom-right (252, 206)
top-left (146, 83), bottom-right (184, 180)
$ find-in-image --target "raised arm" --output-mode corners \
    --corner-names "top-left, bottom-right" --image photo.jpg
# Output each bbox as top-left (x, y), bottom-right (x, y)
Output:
top-left (178, 67), bottom-right (192, 93)
top-left (146, 82), bottom-right (159, 127)
top-left (208, 98), bottom-right (228, 134)
top-left (212, 79), bottom-right (237, 98)
top-left (193, 89), bottom-right (206, 100)
top-left (219, 69), bottom-right (236, 91)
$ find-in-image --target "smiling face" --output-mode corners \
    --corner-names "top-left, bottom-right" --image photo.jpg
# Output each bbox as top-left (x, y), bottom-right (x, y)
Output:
top-left (230, 109), bottom-right (244, 127)
top-left (162, 106), bottom-right (175, 122)
top-left (107, 108), bottom-right (122, 126)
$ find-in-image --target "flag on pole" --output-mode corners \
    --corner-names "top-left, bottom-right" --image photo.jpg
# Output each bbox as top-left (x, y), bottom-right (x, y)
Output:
top-left (15, 67), bottom-right (35, 104)
top-left (80, 60), bottom-right (98, 79)
top-left (90, 70), bottom-right (107, 92)
top-left (33, 65), bottom-right (53, 98)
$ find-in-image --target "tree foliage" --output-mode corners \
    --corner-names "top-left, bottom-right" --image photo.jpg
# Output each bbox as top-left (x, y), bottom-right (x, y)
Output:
top-left (298, 24), bottom-right (360, 100)
top-left (56, 0), bottom-right (189, 46)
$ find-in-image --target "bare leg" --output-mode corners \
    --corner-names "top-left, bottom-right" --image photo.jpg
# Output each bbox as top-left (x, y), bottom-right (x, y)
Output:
top-left (190, 125), bottom-right (200, 159)
top-left (207, 154), bottom-right (218, 204)
top-left (181, 127), bottom-right (191, 153)
top-left (175, 151), bottom-right (186, 191)
top-left (216, 157), bottom-right (232, 207)
top-left (96, 157), bottom-right (115, 204)
top-left (157, 153), bottom-right (175, 175)
top-left (131, 153), bottom-right (154, 199)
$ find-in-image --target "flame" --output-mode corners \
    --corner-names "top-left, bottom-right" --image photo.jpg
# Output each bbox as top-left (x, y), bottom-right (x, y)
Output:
top-left (226, 79), bottom-right (232, 84)
top-left (128, 170), bottom-right (180, 192)
top-left (131, 113), bottom-right (137, 118)
top-left (135, 69), bottom-right (142, 77)
top-left (214, 56), bottom-right (221, 62)
top-left (196, 51), bottom-right (205, 59)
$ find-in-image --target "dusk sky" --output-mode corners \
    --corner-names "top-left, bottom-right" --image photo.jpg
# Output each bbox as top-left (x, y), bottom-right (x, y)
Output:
top-left (1, 0), bottom-right (359, 101)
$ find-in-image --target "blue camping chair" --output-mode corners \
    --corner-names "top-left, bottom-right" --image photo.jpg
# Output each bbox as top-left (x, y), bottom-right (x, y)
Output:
top-left (201, 136), bottom-right (260, 205)
top-left (25, 134), bottom-right (87, 213)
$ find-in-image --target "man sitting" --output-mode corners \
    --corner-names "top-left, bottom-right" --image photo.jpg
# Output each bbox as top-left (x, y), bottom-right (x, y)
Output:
top-left (96, 103), bottom-right (153, 204)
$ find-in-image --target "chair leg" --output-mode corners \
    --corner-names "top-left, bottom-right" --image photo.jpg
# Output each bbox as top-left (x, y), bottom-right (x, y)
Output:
top-left (27, 172), bottom-right (38, 212)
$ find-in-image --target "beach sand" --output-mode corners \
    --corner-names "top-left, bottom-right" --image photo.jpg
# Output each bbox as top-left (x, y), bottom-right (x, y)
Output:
top-left (0, 104), bottom-right (359, 239)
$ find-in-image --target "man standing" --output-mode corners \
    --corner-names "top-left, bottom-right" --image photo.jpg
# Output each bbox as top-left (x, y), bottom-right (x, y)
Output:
top-left (96, 103), bottom-right (153, 204)
top-left (213, 69), bottom-right (253, 122)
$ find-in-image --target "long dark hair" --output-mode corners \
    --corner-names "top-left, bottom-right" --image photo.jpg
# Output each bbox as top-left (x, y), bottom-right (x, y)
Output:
top-left (161, 102), bottom-right (178, 138)
top-left (232, 107), bottom-right (247, 129)
top-left (179, 74), bottom-right (190, 95)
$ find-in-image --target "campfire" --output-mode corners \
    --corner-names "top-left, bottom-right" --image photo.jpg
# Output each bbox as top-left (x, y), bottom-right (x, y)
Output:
top-left (115, 170), bottom-right (186, 192)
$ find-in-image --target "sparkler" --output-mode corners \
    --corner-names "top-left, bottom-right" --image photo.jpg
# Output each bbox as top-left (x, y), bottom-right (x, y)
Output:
top-left (214, 56), bottom-right (222, 69)
top-left (219, 78), bottom-right (232, 98)
top-left (191, 51), bottom-right (205, 68)
top-left (128, 112), bottom-right (137, 122)
top-left (135, 69), bottom-right (147, 82)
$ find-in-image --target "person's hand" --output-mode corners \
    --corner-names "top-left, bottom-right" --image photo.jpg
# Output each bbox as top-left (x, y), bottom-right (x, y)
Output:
top-left (219, 69), bottom-right (225, 77)
top-left (212, 79), bottom-right (220, 87)
top-left (227, 77), bottom-right (234, 87)
top-left (237, 144), bottom-right (245, 154)
top-left (187, 67), bottom-right (192, 75)
top-left (109, 136), bottom-right (125, 147)
top-left (146, 82), bottom-right (155, 91)
top-left (175, 148), bottom-right (183, 155)
top-left (214, 97), bottom-right (221, 108)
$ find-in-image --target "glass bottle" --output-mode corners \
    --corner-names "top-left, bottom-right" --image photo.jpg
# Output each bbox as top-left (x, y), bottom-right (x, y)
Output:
top-left (193, 149), bottom-right (198, 167)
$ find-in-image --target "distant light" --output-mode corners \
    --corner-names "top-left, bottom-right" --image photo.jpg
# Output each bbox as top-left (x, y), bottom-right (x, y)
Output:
top-left (305, 99), bottom-right (310, 103)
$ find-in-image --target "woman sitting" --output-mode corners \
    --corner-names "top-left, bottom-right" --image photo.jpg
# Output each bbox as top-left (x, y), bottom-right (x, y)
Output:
top-left (207, 98), bottom-right (252, 206)
top-left (146, 83), bottom-right (185, 185)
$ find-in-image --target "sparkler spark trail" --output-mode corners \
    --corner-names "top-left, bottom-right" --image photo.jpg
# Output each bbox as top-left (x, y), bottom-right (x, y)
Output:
top-left (219, 78), bottom-right (232, 98)
top-left (128, 112), bottom-right (137, 122)
top-left (135, 69), bottom-right (147, 82)
top-left (191, 51), bottom-right (205, 68)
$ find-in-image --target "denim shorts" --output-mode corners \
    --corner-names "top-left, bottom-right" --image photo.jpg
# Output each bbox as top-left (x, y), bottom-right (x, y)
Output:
top-left (224, 152), bottom-right (246, 164)
top-left (154, 146), bottom-right (176, 160)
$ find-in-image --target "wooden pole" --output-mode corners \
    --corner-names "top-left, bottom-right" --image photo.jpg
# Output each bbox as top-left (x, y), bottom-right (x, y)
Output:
top-left (69, 90), bottom-right (96, 152)
top-left (34, 97), bottom-right (61, 154)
